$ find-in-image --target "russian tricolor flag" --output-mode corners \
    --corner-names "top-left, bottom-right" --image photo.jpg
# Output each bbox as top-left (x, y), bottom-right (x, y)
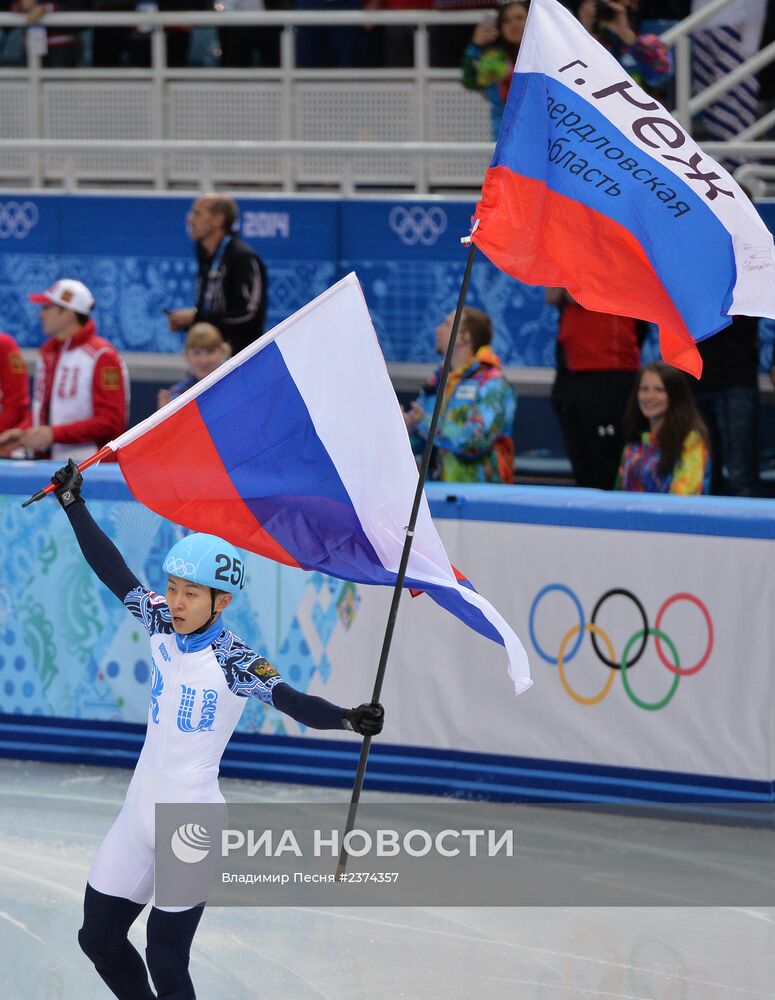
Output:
top-left (472, 0), bottom-right (775, 377)
top-left (107, 274), bottom-right (531, 694)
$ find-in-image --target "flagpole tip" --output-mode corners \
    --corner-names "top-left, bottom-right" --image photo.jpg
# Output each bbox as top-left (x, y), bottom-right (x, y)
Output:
top-left (21, 486), bottom-right (49, 509)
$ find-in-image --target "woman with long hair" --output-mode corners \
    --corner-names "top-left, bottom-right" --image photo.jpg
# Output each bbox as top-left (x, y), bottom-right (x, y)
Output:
top-left (461, 0), bottom-right (530, 139)
top-left (616, 361), bottom-right (711, 494)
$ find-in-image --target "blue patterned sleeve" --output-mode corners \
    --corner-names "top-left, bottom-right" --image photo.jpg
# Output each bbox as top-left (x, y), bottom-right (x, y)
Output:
top-left (213, 632), bottom-right (346, 727)
top-left (212, 631), bottom-right (284, 704)
top-left (231, 659), bottom-right (284, 703)
top-left (123, 586), bottom-right (174, 636)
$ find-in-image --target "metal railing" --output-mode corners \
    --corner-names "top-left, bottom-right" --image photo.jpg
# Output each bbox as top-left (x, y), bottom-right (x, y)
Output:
top-left (0, 4), bottom-right (772, 194)
top-left (2, 137), bottom-right (774, 196)
top-left (0, 138), bottom-right (495, 195)
top-left (663, 0), bottom-right (775, 131)
top-left (0, 9), bottom-right (496, 192)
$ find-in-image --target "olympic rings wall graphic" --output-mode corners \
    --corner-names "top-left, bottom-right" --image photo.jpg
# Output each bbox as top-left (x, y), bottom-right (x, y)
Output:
top-left (0, 202), bottom-right (39, 239)
top-left (528, 585), bottom-right (713, 711)
top-left (388, 206), bottom-right (447, 247)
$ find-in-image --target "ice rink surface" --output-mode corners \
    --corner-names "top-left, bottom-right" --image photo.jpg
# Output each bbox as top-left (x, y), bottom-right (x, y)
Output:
top-left (1, 758), bottom-right (774, 1000)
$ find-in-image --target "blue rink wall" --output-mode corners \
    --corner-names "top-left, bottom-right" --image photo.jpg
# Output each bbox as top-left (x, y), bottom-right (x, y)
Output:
top-left (1, 462), bottom-right (775, 805)
top-left (2, 191), bottom-right (775, 367)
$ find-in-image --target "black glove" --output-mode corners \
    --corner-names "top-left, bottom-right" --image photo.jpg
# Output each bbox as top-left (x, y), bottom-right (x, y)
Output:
top-left (51, 459), bottom-right (84, 509)
top-left (342, 702), bottom-right (384, 736)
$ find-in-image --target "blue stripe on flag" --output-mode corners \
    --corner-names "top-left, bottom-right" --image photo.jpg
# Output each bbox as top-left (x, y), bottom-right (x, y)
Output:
top-left (495, 72), bottom-right (736, 341)
top-left (197, 342), bottom-right (508, 648)
top-left (198, 342), bottom-right (393, 583)
top-left (423, 584), bottom-right (504, 646)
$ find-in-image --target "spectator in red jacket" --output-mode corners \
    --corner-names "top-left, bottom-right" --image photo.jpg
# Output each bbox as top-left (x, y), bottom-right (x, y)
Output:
top-left (0, 279), bottom-right (129, 461)
top-left (547, 287), bottom-right (644, 490)
top-left (0, 333), bottom-right (30, 445)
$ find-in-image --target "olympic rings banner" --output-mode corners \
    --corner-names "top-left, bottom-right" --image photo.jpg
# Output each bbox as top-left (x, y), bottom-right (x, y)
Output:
top-left (343, 497), bottom-right (775, 787)
top-left (528, 585), bottom-right (714, 712)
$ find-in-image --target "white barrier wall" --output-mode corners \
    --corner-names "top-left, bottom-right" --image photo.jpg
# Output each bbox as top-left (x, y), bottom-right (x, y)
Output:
top-left (1, 464), bottom-right (773, 802)
top-left (340, 518), bottom-right (773, 780)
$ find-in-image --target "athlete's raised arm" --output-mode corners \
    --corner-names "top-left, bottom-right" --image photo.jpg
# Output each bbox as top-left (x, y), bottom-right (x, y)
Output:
top-left (51, 459), bottom-right (141, 603)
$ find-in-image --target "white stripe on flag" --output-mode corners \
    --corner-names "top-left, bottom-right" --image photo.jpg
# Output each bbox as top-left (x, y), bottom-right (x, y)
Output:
top-left (519, 0), bottom-right (775, 321)
top-left (277, 273), bottom-right (531, 693)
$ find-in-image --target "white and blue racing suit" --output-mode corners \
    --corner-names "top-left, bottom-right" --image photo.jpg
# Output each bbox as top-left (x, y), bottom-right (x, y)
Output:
top-left (64, 502), bottom-right (349, 908)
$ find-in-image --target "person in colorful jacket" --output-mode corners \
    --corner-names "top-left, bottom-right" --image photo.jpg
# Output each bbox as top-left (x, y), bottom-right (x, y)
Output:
top-left (616, 361), bottom-right (710, 494)
top-left (0, 279), bottom-right (129, 462)
top-left (403, 307), bottom-right (516, 484)
top-left (461, 0), bottom-right (529, 139)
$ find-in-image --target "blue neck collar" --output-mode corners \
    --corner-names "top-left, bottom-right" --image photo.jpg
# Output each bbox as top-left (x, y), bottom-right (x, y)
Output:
top-left (174, 616), bottom-right (225, 653)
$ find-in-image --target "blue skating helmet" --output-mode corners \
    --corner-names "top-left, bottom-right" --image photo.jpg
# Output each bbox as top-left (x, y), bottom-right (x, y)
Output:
top-left (162, 533), bottom-right (246, 596)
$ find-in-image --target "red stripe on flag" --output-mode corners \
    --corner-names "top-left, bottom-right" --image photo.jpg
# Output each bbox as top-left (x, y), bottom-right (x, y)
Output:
top-left (472, 168), bottom-right (702, 377)
top-left (118, 400), bottom-right (302, 568)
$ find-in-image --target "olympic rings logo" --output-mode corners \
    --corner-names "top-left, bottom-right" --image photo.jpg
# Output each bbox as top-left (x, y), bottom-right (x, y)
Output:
top-left (388, 206), bottom-right (447, 247)
top-left (528, 585), bottom-right (713, 711)
top-left (164, 557), bottom-right (196, 578)
top-left (0, 201), bottom-right (39, 240)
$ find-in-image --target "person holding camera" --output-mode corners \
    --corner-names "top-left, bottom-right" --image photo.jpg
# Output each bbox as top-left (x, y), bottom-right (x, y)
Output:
top-left (576, 0), bottom-right (672, 97)
top-left (461, 0), bottom-right (530, 139)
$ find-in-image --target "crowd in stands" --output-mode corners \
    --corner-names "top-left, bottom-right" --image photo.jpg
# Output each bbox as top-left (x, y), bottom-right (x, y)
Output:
top-left (10, 1), bottom-right (741, 149)
top-left (5, 0), bottom-right (526, 68)
top-left (5, 0), bottom-right (773, 177)
top-left (0, 0), bottom-right (766, 90)
top-left (545, 287), bottom-right (766, 497)
top-left (461, 0), bottom-right (772, 160)
top-left (397, 294), bottom-right (768, 497)
top-left (0, 0), bottom-right (772, 496)
top-left (463, 1), bottom-right (674, 139)
top-left (0, 185), bottom-right (770, 496)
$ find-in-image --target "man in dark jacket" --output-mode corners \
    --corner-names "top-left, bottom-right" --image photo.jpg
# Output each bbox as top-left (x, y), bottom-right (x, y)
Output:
top-left (695, 316), bottom-right (761, 497)
top-left (167, 194), bottom-right (267, 356)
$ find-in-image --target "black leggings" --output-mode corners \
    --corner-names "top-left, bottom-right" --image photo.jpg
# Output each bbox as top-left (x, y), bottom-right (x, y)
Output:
top-left (78, 883), bottom-right (204, 999)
